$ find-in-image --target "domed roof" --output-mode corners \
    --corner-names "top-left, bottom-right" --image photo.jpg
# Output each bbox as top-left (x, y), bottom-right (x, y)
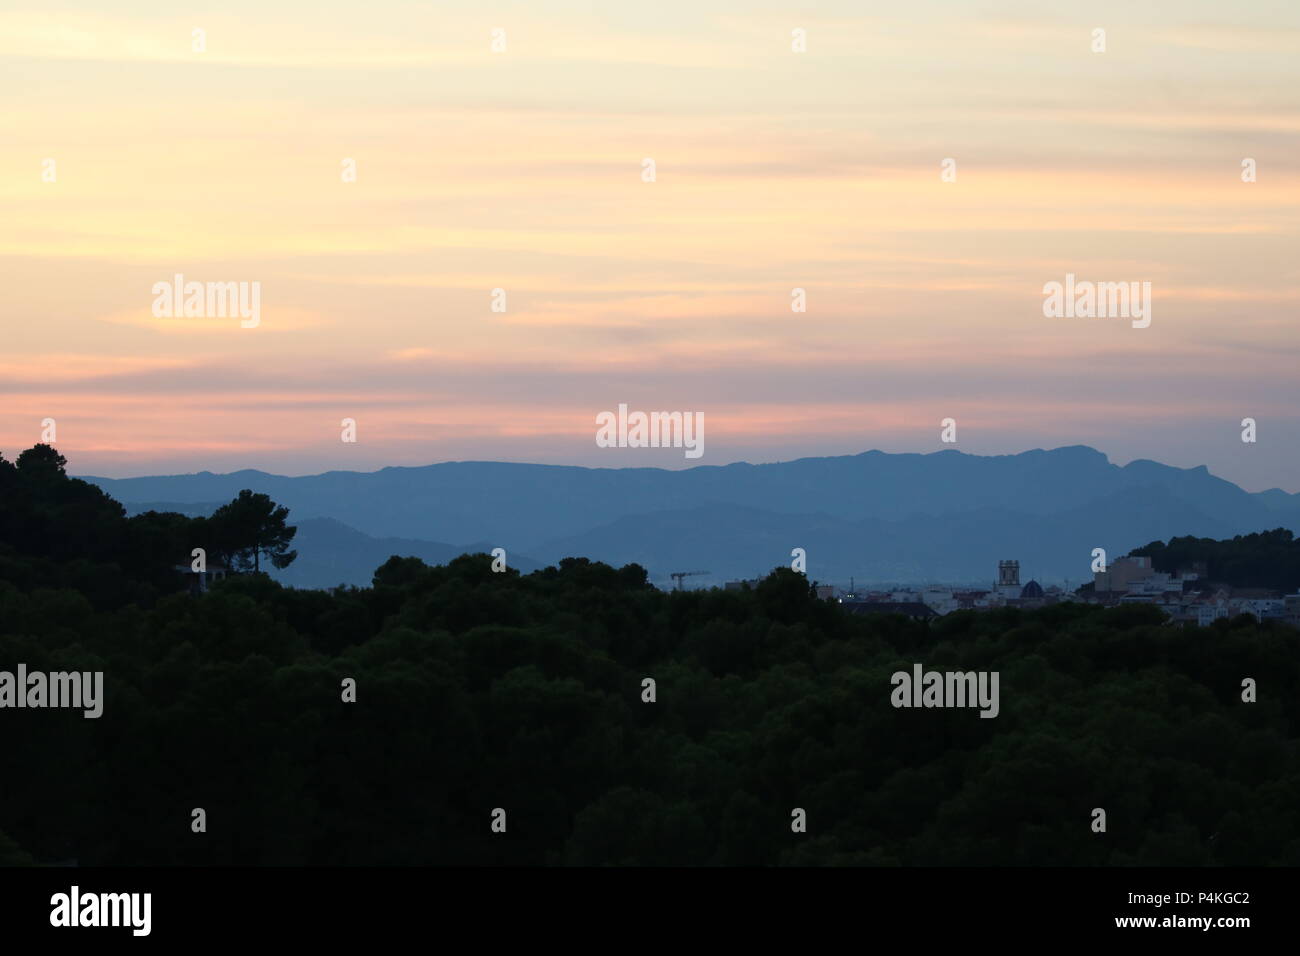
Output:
top-left (1020, 580), bottom-right (1044, 598)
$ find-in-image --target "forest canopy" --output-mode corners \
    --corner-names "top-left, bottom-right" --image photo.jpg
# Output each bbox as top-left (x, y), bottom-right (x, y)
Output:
top-left (1, 446), bottom-right (1297, 866)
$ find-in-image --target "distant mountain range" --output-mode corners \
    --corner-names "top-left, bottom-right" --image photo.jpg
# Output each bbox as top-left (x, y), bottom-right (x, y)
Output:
top-left (85, 446), bottom-right (1300, 590)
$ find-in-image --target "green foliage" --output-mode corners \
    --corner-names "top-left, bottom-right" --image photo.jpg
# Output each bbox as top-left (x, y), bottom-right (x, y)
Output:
top-left (2, 447), bottom-right (1299, 865)
top-left (0, 445), bottom-right (296, 610)
top-left (1132, 528), bottom-right (1300, 592)
top-left (0, 829), bottom-right (34, 866)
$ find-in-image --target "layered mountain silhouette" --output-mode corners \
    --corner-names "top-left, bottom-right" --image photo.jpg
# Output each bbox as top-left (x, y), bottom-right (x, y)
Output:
top-left (117, 502), bottom-right (540, 590)
top-left (88, 446), bottom-right (1300, 589)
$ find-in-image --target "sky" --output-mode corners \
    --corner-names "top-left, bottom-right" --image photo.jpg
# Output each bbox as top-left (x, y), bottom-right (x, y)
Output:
top-left (2, 0), bottom-right (1298, 490)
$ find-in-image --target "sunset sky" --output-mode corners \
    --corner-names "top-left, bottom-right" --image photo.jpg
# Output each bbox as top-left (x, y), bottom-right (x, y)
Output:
top-left (3, 0), bottom-right (1298, 490)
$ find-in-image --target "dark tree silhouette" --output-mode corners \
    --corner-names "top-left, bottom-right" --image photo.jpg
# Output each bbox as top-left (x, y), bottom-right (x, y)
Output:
top-left (1132, 529), bottom-right (1300, 592)
top-left (15, 443), bottom-right (67, 476)
top-left (4, 444), bottom-right (1300, 867)
top-left (209, 489), bottom-right (298, 572)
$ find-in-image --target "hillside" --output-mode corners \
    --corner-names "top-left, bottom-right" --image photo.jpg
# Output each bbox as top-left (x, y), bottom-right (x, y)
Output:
top-left (83, 446), bottom-right (1300, 585)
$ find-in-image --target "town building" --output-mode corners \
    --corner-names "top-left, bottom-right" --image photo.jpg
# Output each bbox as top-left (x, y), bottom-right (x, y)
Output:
top-left (173, 563), bottom-right (229, 594)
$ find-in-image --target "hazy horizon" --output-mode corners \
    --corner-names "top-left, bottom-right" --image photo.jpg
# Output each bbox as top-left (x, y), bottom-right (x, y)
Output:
top-left (58, 441), bottom-right (1298, 496)
top-left (5, 1), bottom-right (1298, 491)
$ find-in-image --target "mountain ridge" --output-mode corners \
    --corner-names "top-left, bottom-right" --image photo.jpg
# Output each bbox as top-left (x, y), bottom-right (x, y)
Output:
top-left (81, 446), bottom-right (1300, 588)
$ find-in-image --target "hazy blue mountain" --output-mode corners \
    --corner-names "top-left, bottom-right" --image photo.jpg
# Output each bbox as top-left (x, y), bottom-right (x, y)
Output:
top-left (86, 446), bottom-right (1300, 587)
top-left (1256, 487), bottom-right (1300, 513)
top-left (530, 484), bottom-right (1238, 586)
top-left (274, 517), bottom-right (540, 590)
top-left (121, 501), bottom-right (226, 518)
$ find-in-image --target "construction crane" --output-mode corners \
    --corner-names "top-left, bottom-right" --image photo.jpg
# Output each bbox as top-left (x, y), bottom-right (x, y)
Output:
top-left (670, 570), bottom-right (710, 591)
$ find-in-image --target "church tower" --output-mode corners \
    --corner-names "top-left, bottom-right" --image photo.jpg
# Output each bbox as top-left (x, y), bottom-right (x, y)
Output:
top-left (996, 560), bottom-right (1021, 599)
